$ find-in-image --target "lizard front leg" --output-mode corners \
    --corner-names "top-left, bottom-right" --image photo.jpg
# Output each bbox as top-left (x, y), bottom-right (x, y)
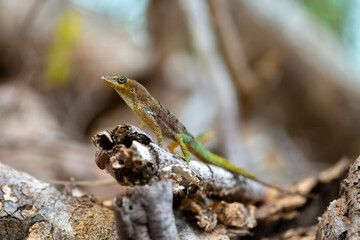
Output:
top-left (136, 107), bottom-right (163, 147)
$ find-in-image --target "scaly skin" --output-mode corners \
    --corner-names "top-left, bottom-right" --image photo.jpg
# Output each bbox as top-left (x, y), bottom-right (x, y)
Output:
top-left (102, 75), bottom-right (291, 192)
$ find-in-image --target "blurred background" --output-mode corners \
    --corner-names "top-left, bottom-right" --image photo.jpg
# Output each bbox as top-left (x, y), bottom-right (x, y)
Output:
top-left (1, 0), bottom-right (360, 199)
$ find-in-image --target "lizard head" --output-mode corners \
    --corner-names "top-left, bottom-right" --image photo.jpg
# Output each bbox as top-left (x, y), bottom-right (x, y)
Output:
top-left (101, 75), bottom-right (148, 109)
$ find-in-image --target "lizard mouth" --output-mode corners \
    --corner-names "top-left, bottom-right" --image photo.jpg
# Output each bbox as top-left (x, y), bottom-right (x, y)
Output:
top-left (101, 76), bottom-right (118, 88)
top-left (101, 76), bottom-right (113, 82)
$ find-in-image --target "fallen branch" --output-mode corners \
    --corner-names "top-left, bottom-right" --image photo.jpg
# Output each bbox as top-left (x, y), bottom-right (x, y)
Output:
top-left (93, 125), bottom-right (351, 238)
top-left (93, 124), bottom-right (262, 235)
top-left (92, 124), bottom-right (352, 238)
top-left (0, 124), bottom-right (349, 239)
top-left (92, 124), bottom-right (268, 202)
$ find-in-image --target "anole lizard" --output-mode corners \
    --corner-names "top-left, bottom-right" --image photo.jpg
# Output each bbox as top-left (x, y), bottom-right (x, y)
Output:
top-left (102, 75), bottom-right (303, 194)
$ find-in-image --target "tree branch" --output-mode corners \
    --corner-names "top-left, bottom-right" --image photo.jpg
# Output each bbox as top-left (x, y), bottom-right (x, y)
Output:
top-left (92, 124), bottom-right (268, 202)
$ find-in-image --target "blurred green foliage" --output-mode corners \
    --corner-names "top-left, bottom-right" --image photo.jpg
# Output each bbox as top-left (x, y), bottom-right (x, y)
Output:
top-left (301, 0), bottom-right (351, 36)
top-left (46, 8), bottom-right (83, 86)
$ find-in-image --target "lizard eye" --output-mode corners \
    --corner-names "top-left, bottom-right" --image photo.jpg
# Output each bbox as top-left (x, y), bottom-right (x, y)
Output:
top-left (117, 76), bottom-right (127, 84)
top-left (130, 88), bottom-right (135, 93)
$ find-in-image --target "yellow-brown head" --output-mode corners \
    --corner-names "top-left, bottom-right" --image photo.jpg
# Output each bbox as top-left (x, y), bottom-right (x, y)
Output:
top-left (101, 75), bottom-right (131, 92)
top-left (101, 75), bottom-right (151, 111)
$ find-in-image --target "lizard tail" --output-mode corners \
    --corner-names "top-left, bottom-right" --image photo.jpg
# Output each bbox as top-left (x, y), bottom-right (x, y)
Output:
top-left (188, 139), bottom-right (316, 198)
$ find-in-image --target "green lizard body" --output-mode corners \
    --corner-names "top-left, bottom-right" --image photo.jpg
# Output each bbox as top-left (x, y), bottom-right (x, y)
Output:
top-left (101, 75), bottom-right (287, 191)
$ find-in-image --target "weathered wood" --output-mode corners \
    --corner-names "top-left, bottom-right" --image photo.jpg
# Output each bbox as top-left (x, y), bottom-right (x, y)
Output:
top-left (93, 124), bottom-right (262, 236)
top-left (0, 163), bottom-right (117, 239)
top-left (92, 124), bottom-right (268, 202)
top-left (0, 123), bottom-right (348, 239)
top-left (92, 124), bottom-right (351, 238)
top-left (113, 181), bottom-right (178, 240)
top-left (317, 157), bottom-right (360, 239)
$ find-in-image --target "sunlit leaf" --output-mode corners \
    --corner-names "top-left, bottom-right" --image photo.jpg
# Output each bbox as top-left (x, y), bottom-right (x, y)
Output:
top-left (46, 8), bottom-right (83, 86)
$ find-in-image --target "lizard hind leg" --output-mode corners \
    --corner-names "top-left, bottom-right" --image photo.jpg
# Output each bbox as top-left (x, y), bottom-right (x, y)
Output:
top-left (167, 141), bottom-right (183, 161)
top-left (195, 131), bottom-right (215, 144)
top-left (168, 141), bottom-right (178, 152)
top-left (139, 121), bottom-right (147, 130)
top-left (168, 131), bottom-right (214, 152)
top-left (175, 134), bottom-right (193, 163)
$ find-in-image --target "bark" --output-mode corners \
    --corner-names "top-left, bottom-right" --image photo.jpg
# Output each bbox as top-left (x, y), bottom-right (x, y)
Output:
top-left (0, 163), bottom-right (117, 240)
top-left (0, 123), bottom-right (350, 239)
top-left (93, 124), bottom-right (262, 236)
top-left (92, 124), bottom-right (268, 202)
top-left (92, 124), bottom-right (350, 239)
top-left (113, 181), bottom-right (178, 240)
top-left (317, 156), bottom-right (360, 239)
